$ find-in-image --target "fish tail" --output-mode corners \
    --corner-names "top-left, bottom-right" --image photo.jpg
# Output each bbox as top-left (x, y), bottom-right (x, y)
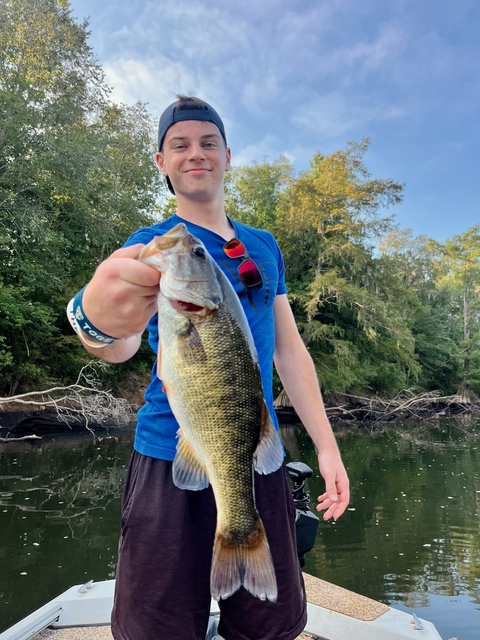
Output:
top-left (210, 518), bottom-right (277, 603)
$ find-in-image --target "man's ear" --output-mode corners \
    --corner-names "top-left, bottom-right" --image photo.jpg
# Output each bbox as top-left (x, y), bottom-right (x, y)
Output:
top-left (155, 152), bottom-right (168, 176)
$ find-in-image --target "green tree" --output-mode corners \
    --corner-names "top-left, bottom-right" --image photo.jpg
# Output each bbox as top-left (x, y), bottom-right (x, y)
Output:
top-left (275, 140), bottom-right (417, 394)
top-left (225, 156), bottom-right (293, 232)
top-left (379, 228), bottom-right (462, 394)
top-left (428, 225), bottom-right (480, 400)
top-left (0, 0), bottom-right (161, 393)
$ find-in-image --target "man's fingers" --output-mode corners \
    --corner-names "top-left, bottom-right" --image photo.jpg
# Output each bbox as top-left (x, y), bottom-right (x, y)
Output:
top-left (107, 244), bottom-right (146, 260)
top-left (98, 252), bottom-right (161, 289)
top-left (316, 488), bottom-right (349, 521)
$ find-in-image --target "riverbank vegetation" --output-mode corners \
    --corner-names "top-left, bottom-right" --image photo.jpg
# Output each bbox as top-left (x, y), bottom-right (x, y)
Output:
top-left (1, 0), bottom-right (479, 408)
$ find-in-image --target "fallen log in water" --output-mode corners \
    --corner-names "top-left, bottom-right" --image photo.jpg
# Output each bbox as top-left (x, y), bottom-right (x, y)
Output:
top-left (0, 362), bottom-right (136, 441)
top-left (275, 388), bottom-right (479, 424)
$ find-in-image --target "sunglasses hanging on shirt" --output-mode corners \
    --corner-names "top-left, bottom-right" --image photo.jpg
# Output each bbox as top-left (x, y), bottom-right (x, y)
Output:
top-left (223, 238), bottom-right (263, 289)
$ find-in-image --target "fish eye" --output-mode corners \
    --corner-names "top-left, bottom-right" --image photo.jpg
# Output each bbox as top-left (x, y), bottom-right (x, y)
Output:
top-left (192, 246), bottom-right (206, 259)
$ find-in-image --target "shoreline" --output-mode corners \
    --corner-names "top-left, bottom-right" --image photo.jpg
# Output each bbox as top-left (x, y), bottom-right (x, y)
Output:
top-left (1, 394), bottom-right (479, 445)
top-left (0, 406), bottom-right (137, 444)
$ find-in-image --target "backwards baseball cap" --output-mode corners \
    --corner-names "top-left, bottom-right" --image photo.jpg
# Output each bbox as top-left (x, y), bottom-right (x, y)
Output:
top-left (157, 97), bottom-right (227, 194)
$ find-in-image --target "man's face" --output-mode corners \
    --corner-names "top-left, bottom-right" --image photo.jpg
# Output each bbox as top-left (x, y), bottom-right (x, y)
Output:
top-left (156, 120), bottom-right (231, 201)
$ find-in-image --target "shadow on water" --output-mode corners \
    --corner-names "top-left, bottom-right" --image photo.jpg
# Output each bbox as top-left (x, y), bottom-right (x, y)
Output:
top-left (1, 418), bottom-right (479, 640)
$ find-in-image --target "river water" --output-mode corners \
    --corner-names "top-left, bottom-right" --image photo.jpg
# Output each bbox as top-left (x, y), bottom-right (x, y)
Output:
top-left (0, 418), bottom-right (479, 639)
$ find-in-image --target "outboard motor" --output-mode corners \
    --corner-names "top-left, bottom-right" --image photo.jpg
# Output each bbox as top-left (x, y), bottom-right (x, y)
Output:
top-left (286, 461), bottom-right (320, 567)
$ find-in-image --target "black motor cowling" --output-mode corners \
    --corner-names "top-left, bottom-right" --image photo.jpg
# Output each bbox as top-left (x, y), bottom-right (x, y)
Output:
top-left (286, 461), bottom-right (320, 567)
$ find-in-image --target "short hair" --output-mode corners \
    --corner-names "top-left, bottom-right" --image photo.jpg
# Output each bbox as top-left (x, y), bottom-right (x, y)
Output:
top-left (174, 94), bottom-right (212, 113)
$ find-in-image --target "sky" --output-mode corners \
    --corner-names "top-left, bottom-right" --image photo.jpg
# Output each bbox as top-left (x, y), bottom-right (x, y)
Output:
top-left (68, 0), bottom-right (480, 242)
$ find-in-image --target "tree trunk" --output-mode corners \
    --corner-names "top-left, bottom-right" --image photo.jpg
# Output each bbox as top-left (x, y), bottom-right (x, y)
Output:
top-left (459, 284), bottom-right (471, 403)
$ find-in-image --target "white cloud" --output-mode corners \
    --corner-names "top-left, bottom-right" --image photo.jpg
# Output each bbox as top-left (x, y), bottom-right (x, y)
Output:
top-left (291, 92), bottom-right (407, 140)
top-left (336, 25), bottom-right (404, 71)
top-left (91, 1), bottom-right (335, 117)
top-left (232, 135), bottom-right (283, 166)
top-left (240, 76), bottom-right (281, 115)
top-left (292, 92), bottom-right (369, 139)
top-left (103, 57), bottom-right (197, 107)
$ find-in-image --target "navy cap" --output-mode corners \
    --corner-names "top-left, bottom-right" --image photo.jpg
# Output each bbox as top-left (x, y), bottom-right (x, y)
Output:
top-left (157, 99), bottom-right (227, 152)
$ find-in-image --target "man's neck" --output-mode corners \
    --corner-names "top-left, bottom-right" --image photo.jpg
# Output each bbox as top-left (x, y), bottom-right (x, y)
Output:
top-left (175, 198), bottom-right (234, 240)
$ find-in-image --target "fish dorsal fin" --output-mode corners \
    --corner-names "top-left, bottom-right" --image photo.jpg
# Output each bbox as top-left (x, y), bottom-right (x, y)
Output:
top-left (253, 402), bottom-right (284, 475)
top-left (173, 429), bottom-right (210, 490)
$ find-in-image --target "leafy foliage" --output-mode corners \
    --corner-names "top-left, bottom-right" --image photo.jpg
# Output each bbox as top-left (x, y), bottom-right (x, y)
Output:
top-left (0, 0), bottom-right (161, 394)
top-left (426, 226), bottom-right (480, 399)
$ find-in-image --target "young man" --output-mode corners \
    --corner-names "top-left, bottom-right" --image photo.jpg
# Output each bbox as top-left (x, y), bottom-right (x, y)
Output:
top-left (67, 96), bottom-right (349, 640)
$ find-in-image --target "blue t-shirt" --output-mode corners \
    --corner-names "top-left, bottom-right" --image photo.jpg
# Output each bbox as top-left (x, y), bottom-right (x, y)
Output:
top-left (124, 214), bottom-right (287, 461)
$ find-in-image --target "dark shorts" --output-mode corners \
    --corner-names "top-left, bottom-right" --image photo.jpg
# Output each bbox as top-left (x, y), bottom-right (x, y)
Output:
top-left (111, 452), bottom-right (307, 640)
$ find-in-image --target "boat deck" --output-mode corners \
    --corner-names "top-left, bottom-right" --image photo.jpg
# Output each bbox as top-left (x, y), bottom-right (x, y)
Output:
top-left (35, 574), bottom-right (389, 639)
top-left (38, 631), bottom-right (312, 640)
top-left (37, 630), bottom-right (112, 639)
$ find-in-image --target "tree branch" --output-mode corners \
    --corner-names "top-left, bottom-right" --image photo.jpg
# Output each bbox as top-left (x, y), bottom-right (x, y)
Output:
top-left (0, 361), bottom-right (136, 433)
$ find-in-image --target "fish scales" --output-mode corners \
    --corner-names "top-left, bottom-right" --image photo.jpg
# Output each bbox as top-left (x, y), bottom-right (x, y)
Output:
top-left (167, 313), bottom-right (262, 537)
top-left (138, 223), bottom-right (284, 602)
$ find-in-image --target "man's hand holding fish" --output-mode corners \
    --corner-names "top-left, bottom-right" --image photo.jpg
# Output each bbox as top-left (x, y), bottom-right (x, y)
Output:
top-left (78, 244), bottom-right (160, 362)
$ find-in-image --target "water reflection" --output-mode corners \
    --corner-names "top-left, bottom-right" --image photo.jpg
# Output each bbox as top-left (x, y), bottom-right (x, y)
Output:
top-left (0, 420), bottom-right (479, 640)
top-left (281, 419), bottom-right (480, 640)
top-left (0, 433), bottom-right (134, 631)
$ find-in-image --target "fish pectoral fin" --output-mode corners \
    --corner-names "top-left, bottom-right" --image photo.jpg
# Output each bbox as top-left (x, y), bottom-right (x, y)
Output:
top-left (177, 322), bottom-right (207, 363)
top-left (172, 431), bottom-right (210, 490)
top-left (253, 402), bottom-right (284, 475)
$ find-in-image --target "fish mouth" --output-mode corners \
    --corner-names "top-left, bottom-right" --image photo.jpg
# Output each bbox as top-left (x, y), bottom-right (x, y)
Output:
top-left (171, 300), bottom-right (204, 313)
top-left (169, 299), bottom-right (214, 317)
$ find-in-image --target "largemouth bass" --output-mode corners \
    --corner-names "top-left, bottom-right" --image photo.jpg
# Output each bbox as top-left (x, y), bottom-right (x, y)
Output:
top-left (137, 223), bottom-right (284, 602)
